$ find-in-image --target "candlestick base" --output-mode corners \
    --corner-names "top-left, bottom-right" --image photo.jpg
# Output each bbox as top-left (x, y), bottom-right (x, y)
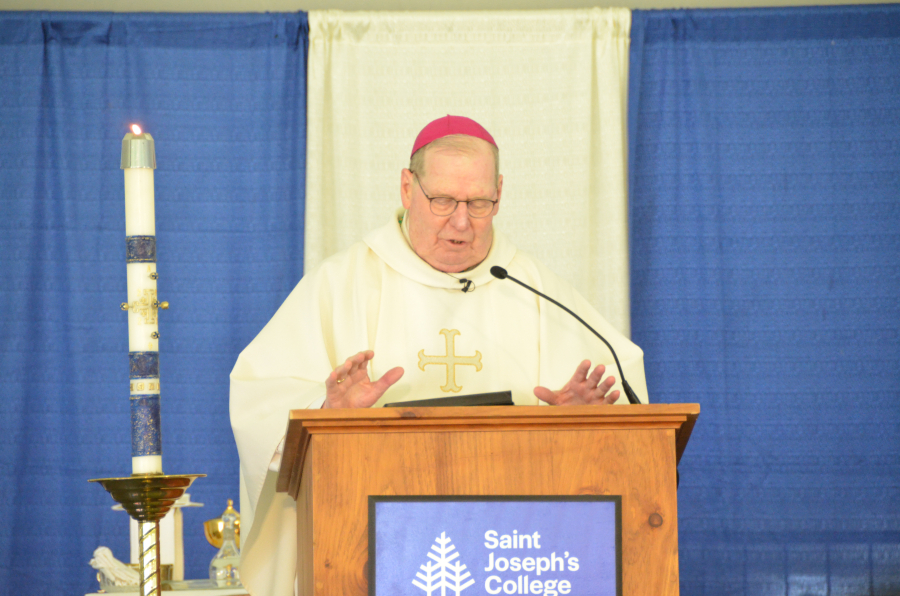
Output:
top-left (90, 474), bottom-right (204, 596)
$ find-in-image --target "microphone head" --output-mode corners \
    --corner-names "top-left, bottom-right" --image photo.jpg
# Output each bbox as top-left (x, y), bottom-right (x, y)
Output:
top-left (490, 266), bottom-right (508, 279)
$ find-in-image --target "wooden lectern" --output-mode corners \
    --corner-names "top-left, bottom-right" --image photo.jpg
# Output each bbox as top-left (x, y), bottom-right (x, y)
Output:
top-left (276, 404), bottom-right (699, 595)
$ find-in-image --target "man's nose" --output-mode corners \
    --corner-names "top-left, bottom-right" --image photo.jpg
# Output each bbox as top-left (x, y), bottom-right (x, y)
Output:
top-left (449, 202), bottom-right (471, 229)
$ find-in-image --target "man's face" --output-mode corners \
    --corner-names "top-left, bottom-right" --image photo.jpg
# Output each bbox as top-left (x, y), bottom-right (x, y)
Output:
top-left (400, 142), bottom-right (502, 273)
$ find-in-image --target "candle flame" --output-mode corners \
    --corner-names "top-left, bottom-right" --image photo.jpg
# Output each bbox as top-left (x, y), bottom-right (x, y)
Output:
top-left (131, 124), bottom-right (142, 135)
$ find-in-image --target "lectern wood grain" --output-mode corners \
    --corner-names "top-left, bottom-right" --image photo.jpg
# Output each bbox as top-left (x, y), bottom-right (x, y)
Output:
top-left (279, 404), bottom-right (699, 596)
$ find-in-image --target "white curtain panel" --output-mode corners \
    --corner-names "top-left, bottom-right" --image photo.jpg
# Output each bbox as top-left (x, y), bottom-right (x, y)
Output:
top-left (306, 9), bottom-right (633, 336)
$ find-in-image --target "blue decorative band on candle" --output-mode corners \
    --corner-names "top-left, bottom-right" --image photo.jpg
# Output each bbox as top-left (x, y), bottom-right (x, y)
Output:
top-left (126, 236), bottom-right (156, 263)
top-left (130, 395), bottom-right (162, 457)
top-left (130, 352), bottom-right (159, 379)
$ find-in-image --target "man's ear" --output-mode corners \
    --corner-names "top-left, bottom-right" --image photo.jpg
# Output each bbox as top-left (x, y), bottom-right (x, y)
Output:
top-left (494, 174), bottom-right (503, 210)
top-left (401, 169), bottom-right (415, 210)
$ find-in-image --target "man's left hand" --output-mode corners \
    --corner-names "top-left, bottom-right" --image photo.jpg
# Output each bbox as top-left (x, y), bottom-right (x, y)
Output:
top-left (534, 360), bottom-right (620, 406)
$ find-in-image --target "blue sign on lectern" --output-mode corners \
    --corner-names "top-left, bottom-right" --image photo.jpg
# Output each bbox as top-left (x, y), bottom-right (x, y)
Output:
top-left (369, 496), bottom-right (621, 596)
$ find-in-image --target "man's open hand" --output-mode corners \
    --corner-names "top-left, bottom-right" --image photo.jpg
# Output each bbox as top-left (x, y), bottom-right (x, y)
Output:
top-left (323, 350), bottom-right (404, 409)
top-left (533, 360), bottom-right (619, 406)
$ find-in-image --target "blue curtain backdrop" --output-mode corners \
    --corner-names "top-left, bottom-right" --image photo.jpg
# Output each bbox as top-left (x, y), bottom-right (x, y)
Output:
top-left (0, 12), bottom-right (308, 594)
top-left (629, 5), bottom-right (900, 595)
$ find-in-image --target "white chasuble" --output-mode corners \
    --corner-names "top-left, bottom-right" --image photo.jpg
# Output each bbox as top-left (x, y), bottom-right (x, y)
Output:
top-left (230, 211), bottom-right (648, 596)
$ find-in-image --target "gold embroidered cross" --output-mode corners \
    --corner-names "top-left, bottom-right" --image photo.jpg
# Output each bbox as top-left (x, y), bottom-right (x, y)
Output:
top-left (418, 329), bottom-right (482, 393)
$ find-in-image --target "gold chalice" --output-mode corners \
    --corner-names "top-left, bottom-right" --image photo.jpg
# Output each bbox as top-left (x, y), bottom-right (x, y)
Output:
top-left (204, 500), bottom-right (240, 549)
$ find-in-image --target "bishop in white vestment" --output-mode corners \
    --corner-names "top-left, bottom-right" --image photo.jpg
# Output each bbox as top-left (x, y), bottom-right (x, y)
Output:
top-left (230, 116), bottom-right (648, 596)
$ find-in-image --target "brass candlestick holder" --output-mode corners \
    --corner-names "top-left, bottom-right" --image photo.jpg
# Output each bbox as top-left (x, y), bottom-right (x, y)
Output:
top-left (90, 473), bottom-right (205, 596)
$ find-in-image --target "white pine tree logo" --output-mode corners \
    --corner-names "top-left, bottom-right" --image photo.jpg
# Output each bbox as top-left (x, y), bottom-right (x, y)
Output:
top-left (412, 532), bottom-right (475, 596)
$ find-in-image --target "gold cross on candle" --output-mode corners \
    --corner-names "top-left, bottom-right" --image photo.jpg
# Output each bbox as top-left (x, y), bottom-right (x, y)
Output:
top-left (128, 289), bottom-right (159, 325)
top-left (417, 329), bottom-right (482, 393)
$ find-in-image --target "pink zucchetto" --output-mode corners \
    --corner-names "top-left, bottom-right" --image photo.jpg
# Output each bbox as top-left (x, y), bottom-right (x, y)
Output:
top-left (411, 115), bottom-right (497, 157)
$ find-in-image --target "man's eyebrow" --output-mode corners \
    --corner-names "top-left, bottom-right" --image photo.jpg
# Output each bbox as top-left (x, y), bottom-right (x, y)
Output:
top-left (417, 175), bottom-right (495, 201)
top-left (429, 188), bottom-right (496, 201)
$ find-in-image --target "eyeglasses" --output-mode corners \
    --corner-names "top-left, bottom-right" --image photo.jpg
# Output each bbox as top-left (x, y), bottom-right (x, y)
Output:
top-left (413, 172), bottom-right (498, 218)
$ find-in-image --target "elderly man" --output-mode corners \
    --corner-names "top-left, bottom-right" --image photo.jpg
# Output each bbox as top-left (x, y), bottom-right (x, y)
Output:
top-left (230, 115), bottom-right (647, 596)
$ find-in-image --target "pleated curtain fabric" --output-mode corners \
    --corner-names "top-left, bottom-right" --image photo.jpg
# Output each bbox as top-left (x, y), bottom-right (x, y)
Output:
top-left (629, 6), bottom-right (900, 594)
top-left (306, 9), bottom-right (634, 336)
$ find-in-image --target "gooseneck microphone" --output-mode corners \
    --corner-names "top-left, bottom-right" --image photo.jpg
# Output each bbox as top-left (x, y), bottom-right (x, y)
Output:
top-left (490, 266), bottom-right (642, 405)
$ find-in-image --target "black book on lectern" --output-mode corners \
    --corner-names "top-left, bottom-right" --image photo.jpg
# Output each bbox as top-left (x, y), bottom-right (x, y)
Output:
top-left (384, 390), bottom-right (513, 408)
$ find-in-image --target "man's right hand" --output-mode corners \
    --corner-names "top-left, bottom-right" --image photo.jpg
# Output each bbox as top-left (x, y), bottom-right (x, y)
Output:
top-left (323, 350), bottom-right (404, 409)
